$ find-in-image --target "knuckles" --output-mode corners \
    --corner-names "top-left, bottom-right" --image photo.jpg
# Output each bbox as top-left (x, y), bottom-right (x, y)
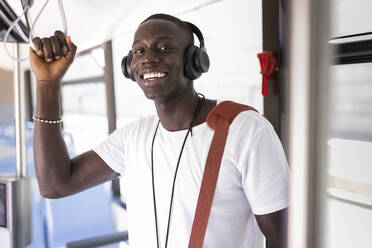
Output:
top-left (30, 31), bottom-right (76, 83)
top-left (32, 32), bottom-right (71, 63)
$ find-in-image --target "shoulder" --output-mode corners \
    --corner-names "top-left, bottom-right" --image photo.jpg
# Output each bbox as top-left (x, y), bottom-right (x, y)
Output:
top-left (210, 100), bottom-right (273, 141)
top-left (234, 109), bottom-right (271, 129)
top-left (229, 106), bottom-right (272, 138)
top-left (213, 100), bottom-right (271, 133)
top-left (220, 101), bottom-right (277, 156)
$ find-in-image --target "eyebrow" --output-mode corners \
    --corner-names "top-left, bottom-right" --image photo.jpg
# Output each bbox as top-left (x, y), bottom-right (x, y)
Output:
top-left (132, 36), bottom-right (175, 47)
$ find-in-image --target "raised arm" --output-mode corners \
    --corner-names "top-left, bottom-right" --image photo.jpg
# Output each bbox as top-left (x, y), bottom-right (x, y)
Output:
top-left (31, 31), bottom-right (119, 199)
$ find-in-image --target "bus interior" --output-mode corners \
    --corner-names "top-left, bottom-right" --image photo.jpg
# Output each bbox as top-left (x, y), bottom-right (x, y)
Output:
top-left (0, 0), bottom-right (371, 247)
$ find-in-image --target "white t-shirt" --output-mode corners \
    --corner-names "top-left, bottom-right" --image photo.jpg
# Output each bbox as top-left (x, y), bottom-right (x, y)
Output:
top-left (94, 109), bottom-right (289, 248)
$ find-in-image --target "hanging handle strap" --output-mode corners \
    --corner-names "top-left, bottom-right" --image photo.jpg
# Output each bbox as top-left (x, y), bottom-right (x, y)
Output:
top-left (188, 101), bottom-right (257, 248)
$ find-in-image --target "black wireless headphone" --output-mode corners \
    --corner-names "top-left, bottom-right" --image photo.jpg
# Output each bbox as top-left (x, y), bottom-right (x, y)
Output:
top-left (121, 21), bottom-right (210, 81)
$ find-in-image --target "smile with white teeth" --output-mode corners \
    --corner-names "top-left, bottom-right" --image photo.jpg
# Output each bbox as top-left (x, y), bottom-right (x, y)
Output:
top-left (143, 72), bottom-right (166, 80)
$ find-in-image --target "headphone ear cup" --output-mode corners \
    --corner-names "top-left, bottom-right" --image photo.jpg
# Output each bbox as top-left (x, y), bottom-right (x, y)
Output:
top-left (194, 47), bottom-right (210, 73)
top-left (184, 45), bottom-right (202, 80)
top-left (121, 50), bottom-right (135, 81)
top-left (184, 45), bottom-right (210, 80)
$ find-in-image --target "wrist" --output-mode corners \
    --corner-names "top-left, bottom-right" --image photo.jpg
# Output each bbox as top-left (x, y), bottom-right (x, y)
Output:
top-left (36, 83), bottom-right (61, 119)
top-left (36, 84), bottom-right (60, 101)
top-left (36, 79), bottom-right (61, 88)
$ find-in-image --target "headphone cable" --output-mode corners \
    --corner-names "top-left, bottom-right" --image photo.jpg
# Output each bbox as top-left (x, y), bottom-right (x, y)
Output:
top-left (151, 93), bottom-right (205, 248)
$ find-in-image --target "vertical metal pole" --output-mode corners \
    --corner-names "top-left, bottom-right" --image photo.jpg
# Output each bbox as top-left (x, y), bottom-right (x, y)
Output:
top-left (13, 43), bottom-right (27, 178)
top-left (288, 0), bottom-right (330, 247)
top-left (103, 41), bottom-right (117, 134)
top-left (102, 41), bottom-right (123, 205)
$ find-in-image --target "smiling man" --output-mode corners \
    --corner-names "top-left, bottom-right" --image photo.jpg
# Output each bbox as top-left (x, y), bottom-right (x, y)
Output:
top-left (30, 14), bottom-right (289, 248)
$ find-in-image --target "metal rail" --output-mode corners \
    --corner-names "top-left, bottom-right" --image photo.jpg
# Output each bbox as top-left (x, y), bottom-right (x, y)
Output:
top-left (13, 42), bottom-right (27, 178)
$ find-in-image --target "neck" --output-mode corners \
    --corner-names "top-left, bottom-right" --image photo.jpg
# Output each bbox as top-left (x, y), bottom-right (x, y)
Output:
top-left (154, 87), bottom-right (200, 131)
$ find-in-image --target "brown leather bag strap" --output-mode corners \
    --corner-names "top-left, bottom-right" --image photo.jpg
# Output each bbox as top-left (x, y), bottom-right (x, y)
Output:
top-left (188, 101), bottom-right (257, 248)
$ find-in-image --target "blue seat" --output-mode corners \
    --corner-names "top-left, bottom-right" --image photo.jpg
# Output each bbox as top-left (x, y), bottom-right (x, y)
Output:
top-left (0, 122), bottom-right (125, 248)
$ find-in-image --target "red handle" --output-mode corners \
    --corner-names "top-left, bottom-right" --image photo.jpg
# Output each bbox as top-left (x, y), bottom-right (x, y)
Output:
top-left (257, 52), bottom-right (279, 96)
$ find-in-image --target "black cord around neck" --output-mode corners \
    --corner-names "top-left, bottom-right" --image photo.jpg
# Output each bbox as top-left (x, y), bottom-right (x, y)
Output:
top-left (151, 93), bottom-right (205, 248)
top-left (189, 93), bottom-right (205, 136)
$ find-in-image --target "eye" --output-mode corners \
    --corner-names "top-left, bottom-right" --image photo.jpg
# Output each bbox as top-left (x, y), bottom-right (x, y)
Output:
top-left (133, 48), bottom-right (143, 55)
top-left (159, 45), bottom-right (170, 51)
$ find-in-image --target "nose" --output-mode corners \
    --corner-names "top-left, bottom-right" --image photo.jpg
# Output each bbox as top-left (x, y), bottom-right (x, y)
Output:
top-left (142, 49), bottom-right (160, 64)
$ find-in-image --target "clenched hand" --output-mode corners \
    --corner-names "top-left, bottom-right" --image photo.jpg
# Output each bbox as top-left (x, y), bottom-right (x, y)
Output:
top-left (30, 30), bottom-right (77, 86)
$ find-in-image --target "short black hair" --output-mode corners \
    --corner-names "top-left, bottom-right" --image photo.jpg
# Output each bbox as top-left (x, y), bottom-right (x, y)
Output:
top-left (141, 13), bottom-right (194, 45)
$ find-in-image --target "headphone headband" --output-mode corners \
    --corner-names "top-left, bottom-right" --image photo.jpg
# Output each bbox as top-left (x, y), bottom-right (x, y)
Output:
top-left (184, 21), bottom-right (205, 48)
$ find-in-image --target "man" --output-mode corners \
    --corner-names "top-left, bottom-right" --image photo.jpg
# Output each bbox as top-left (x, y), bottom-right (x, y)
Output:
top-left (30, 14), bottom-right (289, 248)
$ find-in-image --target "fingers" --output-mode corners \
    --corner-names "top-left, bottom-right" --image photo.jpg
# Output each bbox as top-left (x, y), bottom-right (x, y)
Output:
top-left (50, 36), bottom-right (62, 59)
top-left (42, 38), bottom-right (53, 62)
top-left (65, 36), bottom-right (77, 64)
top-left (32, 37), bottom-right (43, 56)
top-left (54, 30), bottom-right (68, 55)
top-left (32, 31), bottom-right (76, 63)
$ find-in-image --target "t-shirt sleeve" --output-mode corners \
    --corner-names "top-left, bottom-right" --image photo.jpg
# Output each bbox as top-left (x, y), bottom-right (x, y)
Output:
top-left (93, 128), bottom-right (126, 176)
top-left (241, 126), bottom-right (290, 215)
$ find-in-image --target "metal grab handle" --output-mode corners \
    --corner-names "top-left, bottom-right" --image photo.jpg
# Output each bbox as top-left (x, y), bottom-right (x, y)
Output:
top-left (28, 0), bottom-right (68, 51)
top-left (3, 0), bottom-right (68, 61)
